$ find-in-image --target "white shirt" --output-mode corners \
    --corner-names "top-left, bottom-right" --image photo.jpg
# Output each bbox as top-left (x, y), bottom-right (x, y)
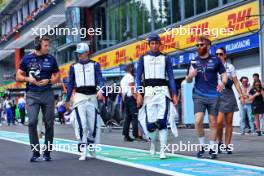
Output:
top-left (218, 62), bottom-right (236, 83)
top-left (224, 62), bottom-right (236, 79)
top-left (4, 100), bottom-right (11, 109)
top-left (120, 73), bottom-right (135, 97)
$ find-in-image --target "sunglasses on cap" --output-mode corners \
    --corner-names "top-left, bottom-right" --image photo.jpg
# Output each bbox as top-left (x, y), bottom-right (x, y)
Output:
top-left (216, 53), bottom-right (224, 56)
top-left (196, 43), bottom-right (206, 47)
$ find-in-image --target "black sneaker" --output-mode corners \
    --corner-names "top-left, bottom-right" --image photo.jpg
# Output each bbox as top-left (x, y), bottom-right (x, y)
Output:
top-left (208, 149), bottom-right (217, 159)
top-left (43, 153), bottom-right (52, 161)
top-left (124, 136), bottom-right (134, 142)
top-left (225, 147), bottom-right (232, 154)
top-left (257, 131), bottom-right (262, 136)
top-left (30, 152), bottom-right (40, 162)
top-left (218, 142), bottom-right (223, 154)
top-left (196, 147), bottom-right (205, 158)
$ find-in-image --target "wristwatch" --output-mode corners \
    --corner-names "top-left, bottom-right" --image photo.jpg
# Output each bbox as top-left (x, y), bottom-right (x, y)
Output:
top-left (48, 79), bottom-right (52, 84)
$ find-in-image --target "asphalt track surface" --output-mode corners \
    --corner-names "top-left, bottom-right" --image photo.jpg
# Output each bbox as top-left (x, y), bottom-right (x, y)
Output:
top-left (0, 124), bottom-right (264, 176)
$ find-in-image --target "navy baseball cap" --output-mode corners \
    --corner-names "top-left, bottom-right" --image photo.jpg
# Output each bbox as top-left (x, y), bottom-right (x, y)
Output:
top-left (147, 33), bottom-right (161, 42)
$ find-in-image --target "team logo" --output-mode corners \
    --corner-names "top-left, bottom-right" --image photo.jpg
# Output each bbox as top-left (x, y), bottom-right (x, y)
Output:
top-left (29, 62), bottom-right (41, 81)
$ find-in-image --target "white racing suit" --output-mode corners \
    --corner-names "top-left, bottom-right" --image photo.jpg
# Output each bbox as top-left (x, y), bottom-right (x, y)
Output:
top-left (136, 51), bottom-right (178, 159)
top-left (66, 60), bottom-right (104, 160)
top-left (138, 87), bottom-right (178, 158)
top-left (70, 93), bottom-right (102, 147)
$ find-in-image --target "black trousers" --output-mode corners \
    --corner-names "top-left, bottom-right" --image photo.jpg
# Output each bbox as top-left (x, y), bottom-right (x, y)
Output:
top-left (122, 96), bottom-right (138, 138)
top-left (26, 90), bottom-right (55, 154)
top-left (19, 108), bottom-right (26, 124)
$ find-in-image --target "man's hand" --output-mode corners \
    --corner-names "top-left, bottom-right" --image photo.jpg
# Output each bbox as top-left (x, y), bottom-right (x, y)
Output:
top-left (240, 96), bottom-right (245, 105)
top-left (26, 77), bottom-right (38, 85)
top-left (65, 102), bottom-right (71, 112)
top-left (136, 93), bottom-right (143, 109)
top-left (217, 82), bottom-right (225, 92)
top-left (37, 79), bottom-right (50, 87)
top-left (188, 67), bottom-right (198, 78)
top-left (172, 95), bottom-right (178, 106)
top-left (97, 91), bottom-right (105, 102)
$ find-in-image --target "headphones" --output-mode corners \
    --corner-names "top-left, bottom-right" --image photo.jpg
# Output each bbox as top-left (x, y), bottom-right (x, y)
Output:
top-left (34, 36), bottom-right (42, 51)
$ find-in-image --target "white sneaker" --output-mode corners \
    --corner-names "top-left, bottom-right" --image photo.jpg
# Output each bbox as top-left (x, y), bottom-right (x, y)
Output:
top-left (78, 155), bottom-right (87, 161)
top-left (160, 149), bottom-right (167, 159)
top-left (79, 145), bottom-right (87, 161)
top-left (150, 142), bottom-right (156, 156)
top-left (0, 123), bottom-right (2, 127)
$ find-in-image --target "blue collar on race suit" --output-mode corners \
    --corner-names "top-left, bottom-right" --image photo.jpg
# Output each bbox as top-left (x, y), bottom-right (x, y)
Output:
top-left (147, 51), bottom-right (162, 57)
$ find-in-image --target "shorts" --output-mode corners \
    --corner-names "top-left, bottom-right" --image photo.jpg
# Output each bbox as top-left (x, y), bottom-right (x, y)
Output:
top-left (193, 93), bottom-right (220, 116)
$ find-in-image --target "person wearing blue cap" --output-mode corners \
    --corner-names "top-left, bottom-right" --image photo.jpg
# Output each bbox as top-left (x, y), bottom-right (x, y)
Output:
top-left (65, 42), bottom-right (105, 160)
top-left (135, 33), bottom-right (179, 159)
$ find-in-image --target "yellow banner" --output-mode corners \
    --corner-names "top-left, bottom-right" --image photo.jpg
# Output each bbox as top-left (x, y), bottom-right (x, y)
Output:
top-left (91, 1), bottom-right (259, 70)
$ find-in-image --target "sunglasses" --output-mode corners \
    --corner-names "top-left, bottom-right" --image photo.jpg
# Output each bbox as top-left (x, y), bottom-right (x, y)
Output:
top-left (216, 53), bottom-right (224, 56)
top-left (196, 43), bottom-right (205, 47)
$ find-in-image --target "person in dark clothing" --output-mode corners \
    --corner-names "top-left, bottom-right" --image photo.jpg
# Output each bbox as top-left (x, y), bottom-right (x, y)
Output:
top-left (249, 80), bottom-right (264, 136)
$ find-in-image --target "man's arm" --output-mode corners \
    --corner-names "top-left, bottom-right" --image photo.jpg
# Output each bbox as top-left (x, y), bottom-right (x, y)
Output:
top-left (95, 62), bottom-right (104, 88)
top-left (66, 65), bottom-right (75, 102)
top-left (185, 64), bottom-right (197, 83)
top-left (166, 56), bottom-right (177, 96)
top-left (221, 72), bottom-right (228, 86)
top-left (135, 56), bottom-right (144, 93)
top-left (216, 58), bottom-right (227, 92)
top-left (135, 56), bottom-right (144, 108)
top-left (16, 69), bottom-right (38, 85)
top-left (95, 62), bottom-right (105, 101)
top-left (50, 72), bottom-right (60, 84)
top-left (166, 56), bottom-right (178, 105)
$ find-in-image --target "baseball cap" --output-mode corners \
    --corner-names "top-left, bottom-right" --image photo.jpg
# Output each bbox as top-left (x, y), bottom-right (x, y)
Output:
top-left (147, 33), bottom-right (161, 42)
top-left (75, 43), bottom-right (89, 54)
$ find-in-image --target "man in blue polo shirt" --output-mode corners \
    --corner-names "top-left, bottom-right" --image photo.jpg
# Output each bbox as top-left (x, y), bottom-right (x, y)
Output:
top-left (186, 36), bottom-right (227, 159)
top-left (16, 36), bottom-right (60, 162)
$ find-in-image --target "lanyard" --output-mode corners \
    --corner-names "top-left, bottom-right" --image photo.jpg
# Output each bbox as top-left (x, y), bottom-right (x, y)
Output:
top-left (199, 57), bottom-right (209, 81)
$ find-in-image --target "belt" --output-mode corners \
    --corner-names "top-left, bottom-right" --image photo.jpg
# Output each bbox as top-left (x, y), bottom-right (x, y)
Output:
top-left (144, 79), bottom-right (168, 87)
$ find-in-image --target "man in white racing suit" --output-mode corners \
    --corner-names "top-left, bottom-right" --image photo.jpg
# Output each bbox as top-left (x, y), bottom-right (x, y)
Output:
top-left (65, 43), bottom-right (105, 160)
top-left (136, 33), bottom-right (178, 159)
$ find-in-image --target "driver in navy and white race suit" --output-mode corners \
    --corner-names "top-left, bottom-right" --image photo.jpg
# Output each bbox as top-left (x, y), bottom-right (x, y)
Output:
top-left (65, 43), bottom-right (105, 160)
top-left (136, 33), bottom-right (179, 159)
